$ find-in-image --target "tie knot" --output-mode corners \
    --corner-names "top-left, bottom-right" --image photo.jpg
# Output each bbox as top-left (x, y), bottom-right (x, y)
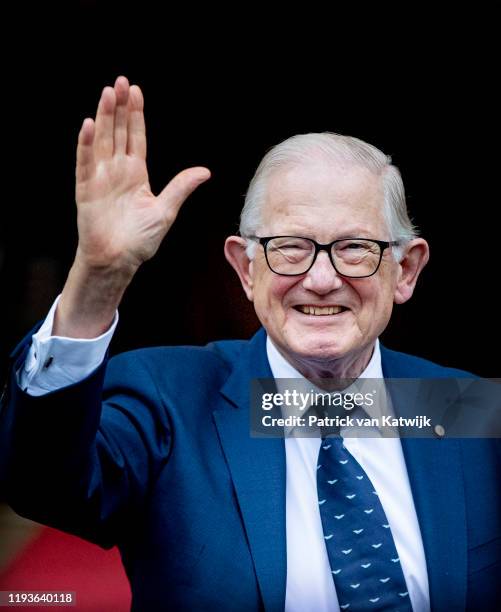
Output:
top-left (307, 399), bottom-right (346, 439)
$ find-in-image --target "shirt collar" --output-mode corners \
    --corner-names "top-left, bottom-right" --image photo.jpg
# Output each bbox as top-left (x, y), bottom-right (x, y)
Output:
top-left (265, 336), bottom-right (390, 436)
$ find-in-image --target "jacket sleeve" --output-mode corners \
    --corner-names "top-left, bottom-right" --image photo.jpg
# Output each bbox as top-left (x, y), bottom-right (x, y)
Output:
top-left (0, 329), bottom-right (172, 549)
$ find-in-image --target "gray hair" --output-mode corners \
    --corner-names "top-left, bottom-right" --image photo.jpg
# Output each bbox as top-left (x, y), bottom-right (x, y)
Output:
top-left (239, 132), bottom-right (418, 261)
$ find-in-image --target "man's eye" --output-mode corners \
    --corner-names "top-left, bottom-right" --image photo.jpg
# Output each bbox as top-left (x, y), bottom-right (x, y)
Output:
top-left (341, 242), bottom-right (367, 251)
top-left (280, 244), bottom-right (308, 250)
top-left (270, 242), bottom-right (308, 252)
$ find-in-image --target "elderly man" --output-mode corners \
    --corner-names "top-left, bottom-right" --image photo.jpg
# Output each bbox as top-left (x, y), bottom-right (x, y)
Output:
top-left (1, 76), bottom-right (499, 611)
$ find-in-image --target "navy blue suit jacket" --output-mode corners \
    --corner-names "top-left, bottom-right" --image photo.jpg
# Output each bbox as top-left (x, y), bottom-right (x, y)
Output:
top-left (1, 327), bottom-right (500, 610)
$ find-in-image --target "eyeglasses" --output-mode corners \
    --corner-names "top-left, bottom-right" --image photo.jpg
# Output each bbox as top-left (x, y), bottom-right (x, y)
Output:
top-left (248, 235), bottom-right (400, 278)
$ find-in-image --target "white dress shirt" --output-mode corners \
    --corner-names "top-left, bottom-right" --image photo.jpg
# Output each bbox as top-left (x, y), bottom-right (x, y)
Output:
top-left (18, 297), bottom-right (430, 611)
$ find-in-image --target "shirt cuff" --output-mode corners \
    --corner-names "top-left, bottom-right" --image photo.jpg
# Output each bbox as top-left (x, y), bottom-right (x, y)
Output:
top-left (17, 294), bottom-right (119, 397)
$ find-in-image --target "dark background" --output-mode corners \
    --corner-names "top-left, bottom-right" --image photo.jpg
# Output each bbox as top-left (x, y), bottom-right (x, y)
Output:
top-left (2, 4), bottom-right (499, 378)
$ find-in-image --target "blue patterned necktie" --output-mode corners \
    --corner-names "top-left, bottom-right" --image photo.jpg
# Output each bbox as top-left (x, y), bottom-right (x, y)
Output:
top-left (316, 435), bottom-right (413, 611)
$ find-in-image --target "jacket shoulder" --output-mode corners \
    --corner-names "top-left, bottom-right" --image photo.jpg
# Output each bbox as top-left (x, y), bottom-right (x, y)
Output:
top-left (105, 338), bottom-right (251, 388)
top-left (380, 345), bottom-right (478, 378)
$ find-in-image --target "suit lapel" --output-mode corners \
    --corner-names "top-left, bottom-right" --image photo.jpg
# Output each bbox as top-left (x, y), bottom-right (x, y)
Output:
top-left (213, 329), bottom-right (286, 612)
top-left (381, 347), bottom-right (467, 611)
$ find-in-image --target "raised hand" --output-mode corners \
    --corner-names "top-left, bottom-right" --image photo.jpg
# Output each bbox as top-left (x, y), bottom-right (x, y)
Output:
top-left (54, 76), bottom-right (210, 338)
top-left (75, 75), bottom-right (210, 272)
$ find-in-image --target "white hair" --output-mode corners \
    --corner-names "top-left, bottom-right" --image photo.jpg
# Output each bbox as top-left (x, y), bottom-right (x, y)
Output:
top-left (239, 132), bottom-right (418, 261)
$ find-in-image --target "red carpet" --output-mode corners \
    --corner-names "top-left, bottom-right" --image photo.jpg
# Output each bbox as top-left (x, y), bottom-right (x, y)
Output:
top-left (0, 527), bottom-right (131, 611)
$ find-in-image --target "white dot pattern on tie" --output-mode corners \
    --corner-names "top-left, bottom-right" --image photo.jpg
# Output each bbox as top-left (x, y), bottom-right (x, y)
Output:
top-left (317, 437), bottom-right (412, 611)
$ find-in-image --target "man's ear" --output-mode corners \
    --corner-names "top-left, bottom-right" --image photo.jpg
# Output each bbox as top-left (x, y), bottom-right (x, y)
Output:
top-left (224, 236), bottom-right (254, 301)
top-left (394, 238), bottom-right (430, 304)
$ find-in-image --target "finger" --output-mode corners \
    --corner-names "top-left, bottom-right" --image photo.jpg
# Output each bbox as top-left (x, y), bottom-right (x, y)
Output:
top-left (158, 167), bottom-right (211, 222)
top-left (76, 118), bottom-right (96, 184)
top-left (113, 75), bottom-right (130, 155)
top-left (94, 86), bottom-right (115, 160)
top-left (127, 85), bottom-right (146, 159)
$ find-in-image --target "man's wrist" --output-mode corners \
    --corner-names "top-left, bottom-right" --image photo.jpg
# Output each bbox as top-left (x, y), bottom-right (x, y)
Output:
top-left (53, 256), bottom-right (134, 338)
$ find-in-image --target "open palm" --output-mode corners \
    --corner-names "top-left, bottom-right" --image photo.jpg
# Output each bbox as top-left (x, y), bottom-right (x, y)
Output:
top-left (75, 76), bottom-right (210, 272)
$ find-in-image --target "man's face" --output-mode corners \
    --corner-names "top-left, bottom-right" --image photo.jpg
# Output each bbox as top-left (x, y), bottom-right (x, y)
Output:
top-left (248, 161), bottom-right (401, 368)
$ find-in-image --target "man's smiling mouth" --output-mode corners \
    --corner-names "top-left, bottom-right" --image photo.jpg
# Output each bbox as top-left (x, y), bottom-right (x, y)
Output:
top-left (294, 305), bottom-right (349, 316)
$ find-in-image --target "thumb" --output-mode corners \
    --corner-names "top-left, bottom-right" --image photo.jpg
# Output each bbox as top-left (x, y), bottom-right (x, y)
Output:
top-left (157, 166), bottom-right (211, 221)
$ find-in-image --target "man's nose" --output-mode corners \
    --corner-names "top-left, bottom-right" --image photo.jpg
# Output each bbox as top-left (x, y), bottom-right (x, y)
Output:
top-left (302, 251), bottom-right (343, 294)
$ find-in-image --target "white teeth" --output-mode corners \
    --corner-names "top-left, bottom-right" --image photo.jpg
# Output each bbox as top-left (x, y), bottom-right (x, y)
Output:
top-left (299, 305), bottom-right (343, 315)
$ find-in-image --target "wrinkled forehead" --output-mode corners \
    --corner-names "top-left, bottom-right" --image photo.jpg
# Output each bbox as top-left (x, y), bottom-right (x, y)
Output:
top-left (260, 161), bottom-right (387, 239)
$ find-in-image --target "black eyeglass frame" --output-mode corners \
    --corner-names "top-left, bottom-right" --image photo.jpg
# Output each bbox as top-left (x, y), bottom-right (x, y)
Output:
top-left (248, 235), bottom-right (401, 278)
